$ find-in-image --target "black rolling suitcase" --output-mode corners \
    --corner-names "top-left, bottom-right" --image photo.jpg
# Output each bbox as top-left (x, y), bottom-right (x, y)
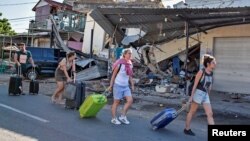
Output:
top-left (64, 81), bottom-right (85, 110)
top-left (29, 67), bottom-right (39, 95)
top-left (29, 80), bottom-right (39, 95)
top-left (8, 67), bottom-right (22, 96)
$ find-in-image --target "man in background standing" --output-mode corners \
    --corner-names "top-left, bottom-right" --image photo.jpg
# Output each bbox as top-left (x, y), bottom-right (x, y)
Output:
top-left (14, 43), bottom-right (35, 94)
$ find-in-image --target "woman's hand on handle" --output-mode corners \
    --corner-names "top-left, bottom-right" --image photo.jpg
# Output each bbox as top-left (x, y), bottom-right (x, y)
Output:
top-left (67, 77), bottom-right (73, 83)
top-left (107, 85), bottom-right (113, 92)
top-left (131, 85), bottom-right (135, 92)
top-left (188, 96), bottom-right (193, 103)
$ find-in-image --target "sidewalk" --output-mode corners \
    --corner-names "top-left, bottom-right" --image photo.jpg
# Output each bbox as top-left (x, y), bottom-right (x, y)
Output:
top-left (134, 91), bottom-right (250, 118)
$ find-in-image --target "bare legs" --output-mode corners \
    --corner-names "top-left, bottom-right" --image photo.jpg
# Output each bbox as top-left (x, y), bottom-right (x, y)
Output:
top-left (112, 100), bottom-right (120, 118)
top-left (203, 103), bottom-right (215, 125)
top-left (185, 102), bottom-right (214, 133)
top-left (185, 102), bottom-right (199, 130)
top-left (111, 96), bottom-right (133, 118)
top-left (51, 81), bottom-right (64, 104)
top-left (121, 96), bottom-right (133, 116)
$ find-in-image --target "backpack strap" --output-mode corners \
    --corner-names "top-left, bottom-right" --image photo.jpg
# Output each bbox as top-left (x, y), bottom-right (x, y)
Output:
top-left (199, 68), bottom-right (205, 83)
top-left (112, 64), bottom-right (122, 78)
top-left (188, 69), bottom-right (205, 96)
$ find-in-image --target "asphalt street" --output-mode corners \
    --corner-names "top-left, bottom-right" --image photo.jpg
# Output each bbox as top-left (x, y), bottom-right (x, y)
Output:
top-left (0, 84), bottom-right (206, 141)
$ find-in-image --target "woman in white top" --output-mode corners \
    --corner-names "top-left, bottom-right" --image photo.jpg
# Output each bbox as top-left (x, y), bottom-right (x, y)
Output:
top-left (108, 48), bottom-right (134, 125)
top-left (52, 51), bottom-right (76, 104)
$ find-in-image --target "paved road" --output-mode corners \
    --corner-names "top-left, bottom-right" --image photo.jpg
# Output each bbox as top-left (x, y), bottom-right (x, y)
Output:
top-left (0, 84), bottom-right (207, 141)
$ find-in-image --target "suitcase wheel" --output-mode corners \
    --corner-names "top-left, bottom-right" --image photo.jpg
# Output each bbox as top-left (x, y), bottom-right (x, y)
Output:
top-left (9, 93), bottom-right (20, 96)
top-left (65, 106), bottom-right (71, 109)
top-left (29, 93), bottom-right (38, 95)
top-left (152, 126), bottom-right (158, 131)
top-left (65, 106), bottom-right (76, 110)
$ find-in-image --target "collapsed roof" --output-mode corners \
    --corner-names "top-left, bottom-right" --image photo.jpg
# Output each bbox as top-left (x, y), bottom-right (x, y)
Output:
top-left (90, 7), bottom-right (250, 47)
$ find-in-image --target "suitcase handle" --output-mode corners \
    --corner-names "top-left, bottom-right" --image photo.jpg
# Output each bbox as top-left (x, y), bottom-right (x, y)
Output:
top-left (73, 73), bottom-right (76, 83)
top-left (100, 82), bottom-right (111, 97)
top-left (17, 66), bottom-right (21, 76)
top-left (176, 103), bottom-right (187, 115)
top-left (69, 70), bottom-right (76, 83)
top-left (102, 89), bottom-right (111, 97)
top-left (32, 67), bottom-right (36, 73)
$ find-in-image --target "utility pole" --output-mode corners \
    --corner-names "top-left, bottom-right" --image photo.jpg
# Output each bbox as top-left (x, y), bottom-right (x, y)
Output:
top-left (185, 21), bottom-right (189, 78)
top-left (1, 35), bottom-right (5, 59)
top-left (90, 29), bottom-right (94, 58)
top-left (9, 36), bottom-right (12, 62)
top-left (185, 21), bottom-right (189, 96)
top-left (50, 25), bottom-right (54, 48)
top-left (29, 20), bottom-right (35, 47)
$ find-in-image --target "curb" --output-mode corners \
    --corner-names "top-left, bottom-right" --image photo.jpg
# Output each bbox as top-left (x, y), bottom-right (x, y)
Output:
top-left (133, 95), bottom-right (250, 118)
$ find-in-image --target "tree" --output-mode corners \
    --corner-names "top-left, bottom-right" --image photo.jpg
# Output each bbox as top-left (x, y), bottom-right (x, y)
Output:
top-left (0, 13), bottom-right (16, 35)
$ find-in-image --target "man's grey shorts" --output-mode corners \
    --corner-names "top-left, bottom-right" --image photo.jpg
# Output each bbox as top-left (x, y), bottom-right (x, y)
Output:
top-left (113, 83), bottom-right (132, 100)
top-left (193, 89), bottom-right (210, 104)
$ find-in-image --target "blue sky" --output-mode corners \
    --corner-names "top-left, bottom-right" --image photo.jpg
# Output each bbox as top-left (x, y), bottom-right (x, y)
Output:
top-left (0, 0), bottom-right (182, 33)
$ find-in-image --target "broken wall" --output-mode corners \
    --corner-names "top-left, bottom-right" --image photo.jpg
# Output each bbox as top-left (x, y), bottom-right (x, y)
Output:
top-left (153, 24), bottom-right (250, 65)
top-left (154, 24), bottom-right (250, 94)
top-left (82, 13), bottom-right (106, 56)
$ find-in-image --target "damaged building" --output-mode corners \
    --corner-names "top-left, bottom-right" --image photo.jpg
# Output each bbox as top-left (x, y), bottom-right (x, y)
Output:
top-left (8, 0), bottom-right (249, 95)
top-left (30, 0), bottom-right (85, 50)
top-left (87, 7), bottom-right (250, 95)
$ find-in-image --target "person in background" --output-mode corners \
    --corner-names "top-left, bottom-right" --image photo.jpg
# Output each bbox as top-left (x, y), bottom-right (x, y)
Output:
top-left (184, 54), bottom-right (216, 136)
top-left (14, 43), bottom-right (35, 95)
top-left (115, 44), bottom-right (124, 60)
top-left (108, 48), bottom-right (134, 125)
top-left (51, 51), bottom-right (76, 104)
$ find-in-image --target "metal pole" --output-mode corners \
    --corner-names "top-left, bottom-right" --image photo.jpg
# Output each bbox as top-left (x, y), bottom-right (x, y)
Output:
top-left (31, 29), bottom-right (34, 46)
top-left (9, 36), bottom-right (12, 62)
top-left (185, 21), bottom-right (189, 77)
top-left (90, 29), bottom-right (94, 58)
top-left (185, 21), bottom-right (189, 96)
top-left (1, 36), bottom-right (5, 59)
top-left (108, 43), bottom-right (112, 80)
top-left (26, 30), bottom-right (29, 46)
top-left (50, 25), bottom-right (54, 48)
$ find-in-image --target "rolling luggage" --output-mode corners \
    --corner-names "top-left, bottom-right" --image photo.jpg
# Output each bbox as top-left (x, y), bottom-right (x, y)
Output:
top-left (29, 80), bottom-right (39, 95)
top-left (150, 104), bottom-right (186, 130)
top-left (79, 93), bottom-right (107, 118)
top-left (29, 68), bottom-right (39, 95)
top-left (64, 81), bottom-right (85, 110)
top-left (8, 66), bottom-right (22, 95)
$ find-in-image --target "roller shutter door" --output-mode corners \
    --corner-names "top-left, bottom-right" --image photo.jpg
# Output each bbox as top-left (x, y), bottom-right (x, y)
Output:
top-left (213, 37), bottom-right (250, 94)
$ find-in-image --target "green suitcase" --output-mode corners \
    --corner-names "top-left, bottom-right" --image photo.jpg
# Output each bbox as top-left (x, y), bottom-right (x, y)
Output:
top-left (79, 93), bottom-right (107, 118)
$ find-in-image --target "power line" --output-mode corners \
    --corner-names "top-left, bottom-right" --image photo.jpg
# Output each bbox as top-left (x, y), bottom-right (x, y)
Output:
top-left (0, 2), bottom-right (36, 6)
top-left (8, 16), bottom-right (36, 21)
top-left (9, 19), bottom-right (32, 23)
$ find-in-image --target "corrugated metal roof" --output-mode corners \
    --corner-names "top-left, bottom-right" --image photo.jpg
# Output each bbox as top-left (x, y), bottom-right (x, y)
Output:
top-left (90, 7), bottom-right (250, 47)
top-left (32, 0), bottom-right (72, 11)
